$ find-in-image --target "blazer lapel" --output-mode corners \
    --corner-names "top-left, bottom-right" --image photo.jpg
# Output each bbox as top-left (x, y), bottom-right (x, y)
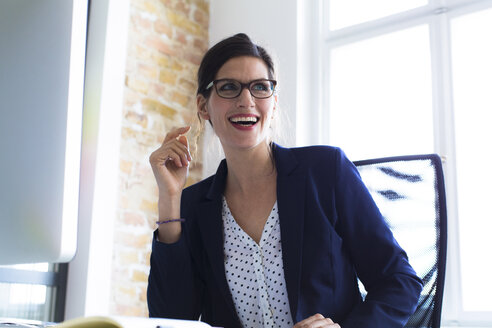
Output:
top-left (194, 146), bottom-right (307, 323)
top-left (195, 160), bottom-right (239, 320)
top-left (274, 145), bottom-right (306, 322)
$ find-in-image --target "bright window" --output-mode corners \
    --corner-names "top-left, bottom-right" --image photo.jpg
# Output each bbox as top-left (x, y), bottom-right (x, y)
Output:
top-left (323, 0), bottom-right (492, 325)
top-left (329, 25), bottom-right (434, 160)
top-left (451, 7), bottom-right (492, 312)
top-left (329, 0), bottom-right (428, 30)
top-left (0, 263), bottom-right (66, 322)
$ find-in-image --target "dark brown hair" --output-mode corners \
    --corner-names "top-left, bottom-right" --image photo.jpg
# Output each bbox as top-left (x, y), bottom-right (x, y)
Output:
top-left (196, 33), bottom-right (275, 98)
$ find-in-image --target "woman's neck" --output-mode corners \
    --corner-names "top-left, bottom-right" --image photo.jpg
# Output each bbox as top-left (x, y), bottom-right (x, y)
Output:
top-left (223, 142), bottom-right (276, 196)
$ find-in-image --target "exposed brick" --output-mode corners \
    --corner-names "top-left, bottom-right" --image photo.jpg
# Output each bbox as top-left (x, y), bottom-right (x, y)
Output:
top-left (145, 35), bottom-right (175, 56)
top-left (131, 13), bottom-right (153, 32)
top-left (132, 270), bottom-right (149, 283)
top-left (178, 78), bottom-right (196, 93)
top-left (121, 127), bottom-right (156, 145)
top-left (140, 199), bottom-right (157, 212)
top-left (111, 0), bottom-right (208, 317)
top-left (120, 160), bottom-right (133, 174)
top-left (159, 69), bottom-right (177, 84)
top-left (141, 98), bottom-right (177, 117)
top-left (125, 110), bottom-right (149, 129)
top-left (176, 30), bottom-right (188, 45)
top-left (122, 211), bottom-right (146, 227)
top-left (143, 251), bottom-right (151, 265)
top-left (174, 1), bottom-right (191, 16)
top-left (159, 0), bottom-right (172, 8)
top-left (119, 250), bottom-right (139, 266)
top-left (193, 36), bottom-right (208, 52)
top-left (151, 82), bottom-right (167, 97)
top-left (137, 63), bottom-right (158, 80)
top-left (143, 0), bottom-right (159, 14)
top-left (171, 91), bottom-right (191, 107)
top-left (183, 51), bottom-right (203, 66)
top-left (192, 0), bottom-right (209, 15)
top-left (126, 75), bottom-right (150, 94)
top-left (135, 45), bottom-right (152, 61)
top-left (117, 285), bottom-right (137, 298)
top-left (171, 58), bottom-right (184, 71)
top-left (114, 304), bottom-right (146, 317)
top-left (115, 231), bottom-right (151, 249)
top-left (193, 7), bottom-right (209, 29)
top-left (154, 19), bottom-right (173, 38)
top-left (166, 11), bottom-right (204, 36)
top-left (153, 53), bottom-right (170, 68)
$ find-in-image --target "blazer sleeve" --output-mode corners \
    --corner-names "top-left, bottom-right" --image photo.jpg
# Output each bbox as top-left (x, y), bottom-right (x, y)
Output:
top-left (147, 228), bottom-right (203, 320)
top-left (332, 149), bottom-right (423, 328)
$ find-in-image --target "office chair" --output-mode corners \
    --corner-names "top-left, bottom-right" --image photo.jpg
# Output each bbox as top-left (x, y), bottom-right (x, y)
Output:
top-left (353, 154), bottom-right (447, 328)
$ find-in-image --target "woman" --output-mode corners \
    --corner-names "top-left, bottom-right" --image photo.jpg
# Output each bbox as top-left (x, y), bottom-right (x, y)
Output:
top-left (147, 33), bottom-right (422, 328)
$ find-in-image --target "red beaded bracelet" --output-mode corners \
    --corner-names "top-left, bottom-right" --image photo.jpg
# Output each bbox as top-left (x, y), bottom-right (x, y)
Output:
top-left (155, 218), bottom-right (186, 225)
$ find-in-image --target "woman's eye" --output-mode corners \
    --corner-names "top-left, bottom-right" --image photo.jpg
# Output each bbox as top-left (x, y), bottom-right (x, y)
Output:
top-left (251, 82), bottom-right (269, 91)
top-left (219, 82), bottom-right (239, 91)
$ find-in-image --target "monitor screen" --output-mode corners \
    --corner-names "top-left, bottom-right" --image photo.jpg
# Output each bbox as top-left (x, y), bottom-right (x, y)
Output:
top-left (0, 0), bottom-right (87, 265)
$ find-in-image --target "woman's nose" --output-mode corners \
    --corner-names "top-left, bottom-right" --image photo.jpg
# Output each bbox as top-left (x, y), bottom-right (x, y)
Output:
top-left (236, 87), bottom-right (255, 107)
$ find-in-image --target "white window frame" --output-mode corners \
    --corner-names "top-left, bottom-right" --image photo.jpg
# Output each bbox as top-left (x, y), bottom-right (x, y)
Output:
top-left (312, 0), bottom-right (492, 326)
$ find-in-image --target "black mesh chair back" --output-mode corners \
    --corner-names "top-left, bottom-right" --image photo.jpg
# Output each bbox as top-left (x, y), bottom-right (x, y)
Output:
top-left (353, 154), bottom-right (447, 328)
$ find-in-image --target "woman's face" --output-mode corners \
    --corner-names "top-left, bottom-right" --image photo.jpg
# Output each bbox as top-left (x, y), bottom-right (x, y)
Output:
top-left (197, 56), bottom-right (277, 153)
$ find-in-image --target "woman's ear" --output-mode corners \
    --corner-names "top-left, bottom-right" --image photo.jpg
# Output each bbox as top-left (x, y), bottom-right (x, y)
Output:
top-left (197, 94), bottom-right (210, 120)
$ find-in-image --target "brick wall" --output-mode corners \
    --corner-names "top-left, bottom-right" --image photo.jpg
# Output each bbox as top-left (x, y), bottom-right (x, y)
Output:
top-left (110, 0), bottom-right (209, 316)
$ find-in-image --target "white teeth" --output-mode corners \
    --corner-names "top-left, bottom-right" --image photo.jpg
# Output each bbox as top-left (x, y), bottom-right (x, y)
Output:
top-left (229, 116), bottom-right (258, 123)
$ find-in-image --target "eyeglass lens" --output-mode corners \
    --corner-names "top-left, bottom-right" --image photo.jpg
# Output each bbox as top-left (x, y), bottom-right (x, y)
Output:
top-left (215, 79), bottom-right (275, 99)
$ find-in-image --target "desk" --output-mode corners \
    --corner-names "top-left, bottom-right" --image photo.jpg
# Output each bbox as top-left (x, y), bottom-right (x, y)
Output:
top-left (1, 316), bottom-right (212, 328)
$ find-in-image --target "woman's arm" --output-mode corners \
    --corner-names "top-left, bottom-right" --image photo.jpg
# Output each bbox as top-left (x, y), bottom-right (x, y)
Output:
top-left (147, 228), bottom-right (203, 319)
top-left (333, 149), bottom-right (423, 328)
top-left (147, 126), bottom-right (203, 319)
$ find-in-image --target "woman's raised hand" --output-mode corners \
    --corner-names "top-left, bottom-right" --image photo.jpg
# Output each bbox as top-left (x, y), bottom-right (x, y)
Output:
top-left (149, 126), bottom-right (192, 197)
top-left (293, 314), bottom-right (341, 328)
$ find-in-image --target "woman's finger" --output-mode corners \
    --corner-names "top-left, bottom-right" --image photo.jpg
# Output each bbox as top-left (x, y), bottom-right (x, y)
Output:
top-left (163, 149), bottom-right (185, 168)
top-left (177, 134), bottom-right (192, 161)
top-left (163, 126), bottom-right (191, 144)
top-left (152, 138), bottom-right (191, 166)
top-left (293, 314), bottom-right (340, 328)
top-left (160, 129), bottom-right (192, 162)
top-left (294, 313), bottom-right (323, 327)
top-left (150, 144), bottom-right (186, 169)
top-left (165, 142), bottom-right (190, 167)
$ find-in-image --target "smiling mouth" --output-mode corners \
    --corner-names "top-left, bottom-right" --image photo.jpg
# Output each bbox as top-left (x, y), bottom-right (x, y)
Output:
top-left (229, 116), bottom-right (259, 126)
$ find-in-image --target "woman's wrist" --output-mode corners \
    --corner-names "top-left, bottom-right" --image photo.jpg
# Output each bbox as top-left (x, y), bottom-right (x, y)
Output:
top-left (156, 193), bottom-right (183, 243)
top-left (158, 193), bottom-right (181, 216)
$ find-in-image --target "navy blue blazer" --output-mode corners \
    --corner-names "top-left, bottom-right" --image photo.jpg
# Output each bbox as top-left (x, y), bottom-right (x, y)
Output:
top-left (148, 144), bottom-right (422, 327)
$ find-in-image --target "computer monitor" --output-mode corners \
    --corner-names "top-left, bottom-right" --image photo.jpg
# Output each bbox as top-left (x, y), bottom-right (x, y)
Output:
top-left (0, 0), bottom-right (87, 265)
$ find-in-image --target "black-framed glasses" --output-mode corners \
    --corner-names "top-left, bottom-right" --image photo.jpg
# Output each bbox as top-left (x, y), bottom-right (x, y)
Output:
top-left (206, 79), bottom-right (277, 99)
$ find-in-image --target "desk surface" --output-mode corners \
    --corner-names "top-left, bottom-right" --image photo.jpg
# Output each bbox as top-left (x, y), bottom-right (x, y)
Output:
top-left (1, 316), bottom-right (213, 328)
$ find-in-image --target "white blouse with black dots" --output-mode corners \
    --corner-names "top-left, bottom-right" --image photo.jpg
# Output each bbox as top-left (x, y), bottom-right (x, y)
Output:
top-left (222, 197), bottom-right (294, 328)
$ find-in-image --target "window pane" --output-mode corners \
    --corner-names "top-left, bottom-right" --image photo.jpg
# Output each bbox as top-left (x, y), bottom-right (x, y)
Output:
top-left (451, 8), bottom-right (492, 312)
top-left (0, 263), bottom-right (56, 322)
top-left (7, 263), bottom-right (50, 272)
top-left (328, 25), bottom-right (434, 160)
top-left (329, 0), bottom-right (428, 30)
top-left (0, 283), bottom-right (53, 321)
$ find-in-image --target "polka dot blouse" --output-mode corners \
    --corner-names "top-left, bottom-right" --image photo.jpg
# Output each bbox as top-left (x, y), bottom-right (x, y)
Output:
top-left (222, 197), bottom-right (293, 328)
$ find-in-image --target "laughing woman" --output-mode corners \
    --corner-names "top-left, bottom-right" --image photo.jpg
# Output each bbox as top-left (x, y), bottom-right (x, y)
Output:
top-left (147, 33), bottom-right (422, 328)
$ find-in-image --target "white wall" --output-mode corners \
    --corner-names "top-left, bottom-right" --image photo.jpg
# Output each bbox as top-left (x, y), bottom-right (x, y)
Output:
top-left (65, 0), bottom-right (130, 319)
